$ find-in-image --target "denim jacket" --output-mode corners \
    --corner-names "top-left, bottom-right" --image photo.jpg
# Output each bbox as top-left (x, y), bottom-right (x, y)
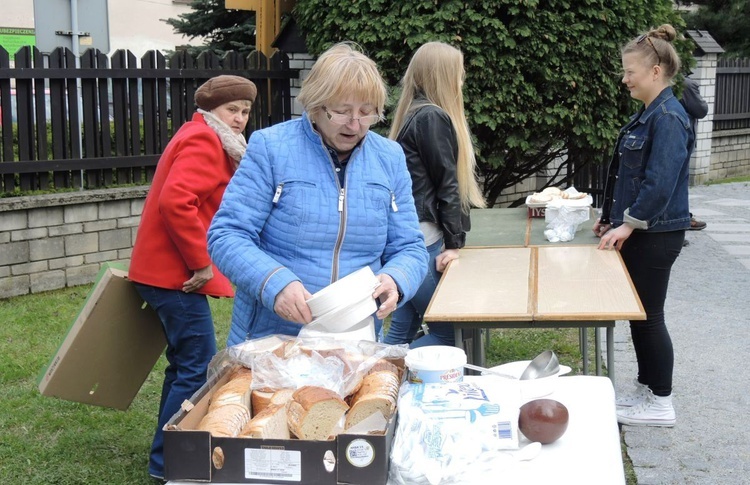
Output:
top-left (600, 87), bottom-right (692, 232)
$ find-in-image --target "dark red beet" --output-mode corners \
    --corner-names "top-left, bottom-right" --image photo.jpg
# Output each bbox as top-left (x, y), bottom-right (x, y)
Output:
top-left (518, 399), bottom-right (569, 444)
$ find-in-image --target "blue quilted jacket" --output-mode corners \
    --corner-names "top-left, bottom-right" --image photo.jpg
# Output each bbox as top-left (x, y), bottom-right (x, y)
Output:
top-left (208, 113), bottom-right (429, 346)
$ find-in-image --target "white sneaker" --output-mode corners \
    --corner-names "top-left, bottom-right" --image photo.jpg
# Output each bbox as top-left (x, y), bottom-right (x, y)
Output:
top-left (617, 391), bottom-right (675, 427)
top-left (615, 379), bottom-right (649, 407)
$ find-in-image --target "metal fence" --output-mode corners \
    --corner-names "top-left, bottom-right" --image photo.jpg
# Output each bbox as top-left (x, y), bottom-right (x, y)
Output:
top-left (714, 57), bottom-right (750, 131)
top-left (0, 46), bottom-right (297, 195)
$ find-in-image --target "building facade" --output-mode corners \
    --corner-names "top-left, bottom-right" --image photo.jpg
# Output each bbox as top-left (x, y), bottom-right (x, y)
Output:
top-left (0, 0), bottom-right (202, 58)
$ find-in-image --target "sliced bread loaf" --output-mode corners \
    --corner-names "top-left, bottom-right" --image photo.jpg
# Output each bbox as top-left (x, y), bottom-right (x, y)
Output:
top-left (287, 386), bottom-right (349, 440)
top-left (239, 404), bottom-right (290, 439)
top-left (345, 368), bottom-right (400, 430)
top-left (209, 373), bottom-right (253, 412)
top-left (197, 402), bottom-right (251, 437)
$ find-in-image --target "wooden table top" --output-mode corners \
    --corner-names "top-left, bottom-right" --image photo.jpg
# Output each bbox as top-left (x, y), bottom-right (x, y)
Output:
top-left (466, 208), bottom-right (600, 247)
top-left (424, 246), bottom-right (645, 322)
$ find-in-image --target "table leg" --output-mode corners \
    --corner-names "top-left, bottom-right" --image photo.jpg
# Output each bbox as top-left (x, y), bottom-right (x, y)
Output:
top-left (455, 325), bottom-right (477, 372)
top-left (474, 328), bottom-right (485, 368)
top-left (595, 327), bottom-right (602, 376)
top-left (580, 327), bottom-right (589, 375)
top-left (607, 325), bottom-right (615, 385)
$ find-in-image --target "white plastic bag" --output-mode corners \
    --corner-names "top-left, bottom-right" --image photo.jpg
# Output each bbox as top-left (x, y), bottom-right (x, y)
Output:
top-left (543, 189), bottom-right (592, 242)
top-left (388, 378), bottom-right (521, 484)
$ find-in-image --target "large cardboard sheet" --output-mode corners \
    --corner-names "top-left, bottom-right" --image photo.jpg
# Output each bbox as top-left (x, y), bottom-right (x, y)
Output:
top-left (38, 263), bottom-right (166, 410)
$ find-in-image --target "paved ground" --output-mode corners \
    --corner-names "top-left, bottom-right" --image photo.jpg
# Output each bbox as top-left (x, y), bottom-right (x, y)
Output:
top-left (612, 181), bottom-right (750, 484)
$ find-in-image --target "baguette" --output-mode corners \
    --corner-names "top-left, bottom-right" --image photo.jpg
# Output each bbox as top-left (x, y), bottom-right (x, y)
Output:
top-left (239, 404), bottom-right (290, 439)
top-left (287, 386), bottom-right (349, 440)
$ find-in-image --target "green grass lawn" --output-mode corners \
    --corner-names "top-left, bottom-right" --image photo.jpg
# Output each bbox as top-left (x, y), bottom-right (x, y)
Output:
top-left (0, 284), bottom-right (635, 484)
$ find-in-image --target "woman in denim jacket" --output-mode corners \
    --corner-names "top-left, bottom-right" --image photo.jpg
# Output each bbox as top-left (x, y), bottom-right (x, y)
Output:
top-left (594, 24), bottom-right (692, 428)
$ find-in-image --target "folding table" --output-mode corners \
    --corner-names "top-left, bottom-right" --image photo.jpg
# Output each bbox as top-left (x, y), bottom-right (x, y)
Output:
top-left (424, 209), bottom-right (646, 383)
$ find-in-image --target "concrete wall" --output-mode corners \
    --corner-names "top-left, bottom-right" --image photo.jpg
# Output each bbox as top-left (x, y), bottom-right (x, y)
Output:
top-left (0, 187), bottom-right (147, 299)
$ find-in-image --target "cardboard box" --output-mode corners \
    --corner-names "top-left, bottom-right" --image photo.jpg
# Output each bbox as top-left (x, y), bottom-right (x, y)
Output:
top-left (525, 195), bottom-right (547, 218)
top-left (164, 368), bottom-right (397, 485)
top-left (38, 263), bottom-right (166, 410)
top-left (527, 206), bottom-right (546, 218)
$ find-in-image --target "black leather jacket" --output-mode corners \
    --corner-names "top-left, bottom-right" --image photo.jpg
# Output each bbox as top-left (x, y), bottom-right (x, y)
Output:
top-left (395, 102), bottom-right (470, 249)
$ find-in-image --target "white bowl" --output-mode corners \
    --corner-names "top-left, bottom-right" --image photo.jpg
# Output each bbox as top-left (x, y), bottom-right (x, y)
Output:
top-left (485, 360), bottom-right (572, 401)
top-left (306, 267), bottom-right (379, 318)
top-left (301, 316), bottom-right (376, 342)
top-left (306, 294), bottom-right (377, 333)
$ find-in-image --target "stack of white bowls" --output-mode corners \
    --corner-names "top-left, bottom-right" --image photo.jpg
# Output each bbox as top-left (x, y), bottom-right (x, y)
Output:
top-left (302, 267), bottom-right (380, 340)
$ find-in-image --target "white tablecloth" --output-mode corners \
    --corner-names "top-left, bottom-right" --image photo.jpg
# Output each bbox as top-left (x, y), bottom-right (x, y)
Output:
top-left (513, 375), bottom-right (625, 485)
top-left (168, 375), bottom-right (624, 485)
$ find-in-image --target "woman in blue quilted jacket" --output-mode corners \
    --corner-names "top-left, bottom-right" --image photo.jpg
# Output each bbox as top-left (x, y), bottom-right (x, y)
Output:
top-left (208, 42), bottom-right (428, 345)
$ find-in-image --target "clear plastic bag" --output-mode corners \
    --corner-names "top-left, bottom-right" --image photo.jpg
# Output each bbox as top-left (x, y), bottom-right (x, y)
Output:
top-left (544, 197), bottom-right (592, 243)
top-left (388, 378), bottom-right (522, 485)
top-left (207, 335), bottom-right (408, 398)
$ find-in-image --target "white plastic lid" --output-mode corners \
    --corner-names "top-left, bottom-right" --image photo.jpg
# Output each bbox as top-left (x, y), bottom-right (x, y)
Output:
top-left (405, 345), bottom-right (467, 371)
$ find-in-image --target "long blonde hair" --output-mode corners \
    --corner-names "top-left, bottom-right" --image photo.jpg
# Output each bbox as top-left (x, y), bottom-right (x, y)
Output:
top-left (390, 42), bottom-right (485, 210)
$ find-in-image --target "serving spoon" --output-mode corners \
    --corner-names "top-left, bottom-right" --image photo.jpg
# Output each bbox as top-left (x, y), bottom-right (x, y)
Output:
top-left (464, 350), bottom-right (560, 380)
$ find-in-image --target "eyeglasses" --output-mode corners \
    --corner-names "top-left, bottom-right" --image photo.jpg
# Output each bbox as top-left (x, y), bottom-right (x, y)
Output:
top-left (323, 107), bottom-right (381, 127)
top-left (637, 34), bottom-right (662, 66)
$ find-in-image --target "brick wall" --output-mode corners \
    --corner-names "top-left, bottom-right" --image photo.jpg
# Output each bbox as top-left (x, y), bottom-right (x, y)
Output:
top-left (710, 128), bottom-right (750, 180)
top-left (287, 52), bottom-right (315, 118)
top-left (0, 187), bottom-right (147, 299)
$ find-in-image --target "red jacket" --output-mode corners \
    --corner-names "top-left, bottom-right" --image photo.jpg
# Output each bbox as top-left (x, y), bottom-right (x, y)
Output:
top-left (129, 113), bottom-right (235, 297)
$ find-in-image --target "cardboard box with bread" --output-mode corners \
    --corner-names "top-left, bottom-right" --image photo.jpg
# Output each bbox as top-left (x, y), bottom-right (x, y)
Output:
top-left (164, 335), bottom-right (407, 484)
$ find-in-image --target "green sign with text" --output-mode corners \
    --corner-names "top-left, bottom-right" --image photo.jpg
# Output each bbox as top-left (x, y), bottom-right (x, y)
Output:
top-left (0, 27), bottom-right (36, 56)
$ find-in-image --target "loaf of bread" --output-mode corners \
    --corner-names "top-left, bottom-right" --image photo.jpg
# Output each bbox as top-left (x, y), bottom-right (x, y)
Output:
top-left (209, 372), bottom-right (253, 412)
top-left (252, 387), bottom-right (296, 415)
top-left (269, 388), bottom-right (295, 410)
top-left (287, 386), bottom-right (349, 440)
top-left (528, 193), bottom-right (553, 204)
top-left (541, 187), bottom-right (563, 197)
top-left (228, 365), bottom-right (253, 381)
top-left (345, 366), bottom-right (400, 430)
top-left (528, 187), bottom-right (588, 204)
top-left (239, 404), bottom-right (290, 439)
top-left (251, 388), bottom-right (276, 415)
top-left (234, 335), bottom-right (289, 358)
top-left (197, 402), bottom-right (251, 437)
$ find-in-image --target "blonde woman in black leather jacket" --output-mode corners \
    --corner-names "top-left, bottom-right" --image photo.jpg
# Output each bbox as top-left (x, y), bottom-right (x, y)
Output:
top-left (383, 41), bottom-right (485, 347)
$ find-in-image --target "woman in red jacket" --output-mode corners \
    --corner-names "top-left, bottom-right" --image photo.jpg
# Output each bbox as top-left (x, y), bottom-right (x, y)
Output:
top-left (128, 75), bottom-right (256, 481)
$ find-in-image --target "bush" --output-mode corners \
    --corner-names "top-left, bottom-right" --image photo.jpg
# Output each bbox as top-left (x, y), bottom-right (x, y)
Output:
top-left (294, 0), bottom-right (691, 204)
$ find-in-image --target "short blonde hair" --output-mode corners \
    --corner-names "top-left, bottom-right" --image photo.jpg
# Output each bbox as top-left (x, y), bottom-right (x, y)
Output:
top-left (297, 42), bottom-right (388, 116)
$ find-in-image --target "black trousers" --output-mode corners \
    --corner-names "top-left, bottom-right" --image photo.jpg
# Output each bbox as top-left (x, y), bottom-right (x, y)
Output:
top-left (620, 230), bottom-right (684, 396)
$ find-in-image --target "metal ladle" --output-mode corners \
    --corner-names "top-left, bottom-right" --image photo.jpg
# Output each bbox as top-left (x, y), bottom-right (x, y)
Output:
top-left (519, 350), bottom-right (560, 380)
top-left (464, 350), bottom-right (560, 380)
